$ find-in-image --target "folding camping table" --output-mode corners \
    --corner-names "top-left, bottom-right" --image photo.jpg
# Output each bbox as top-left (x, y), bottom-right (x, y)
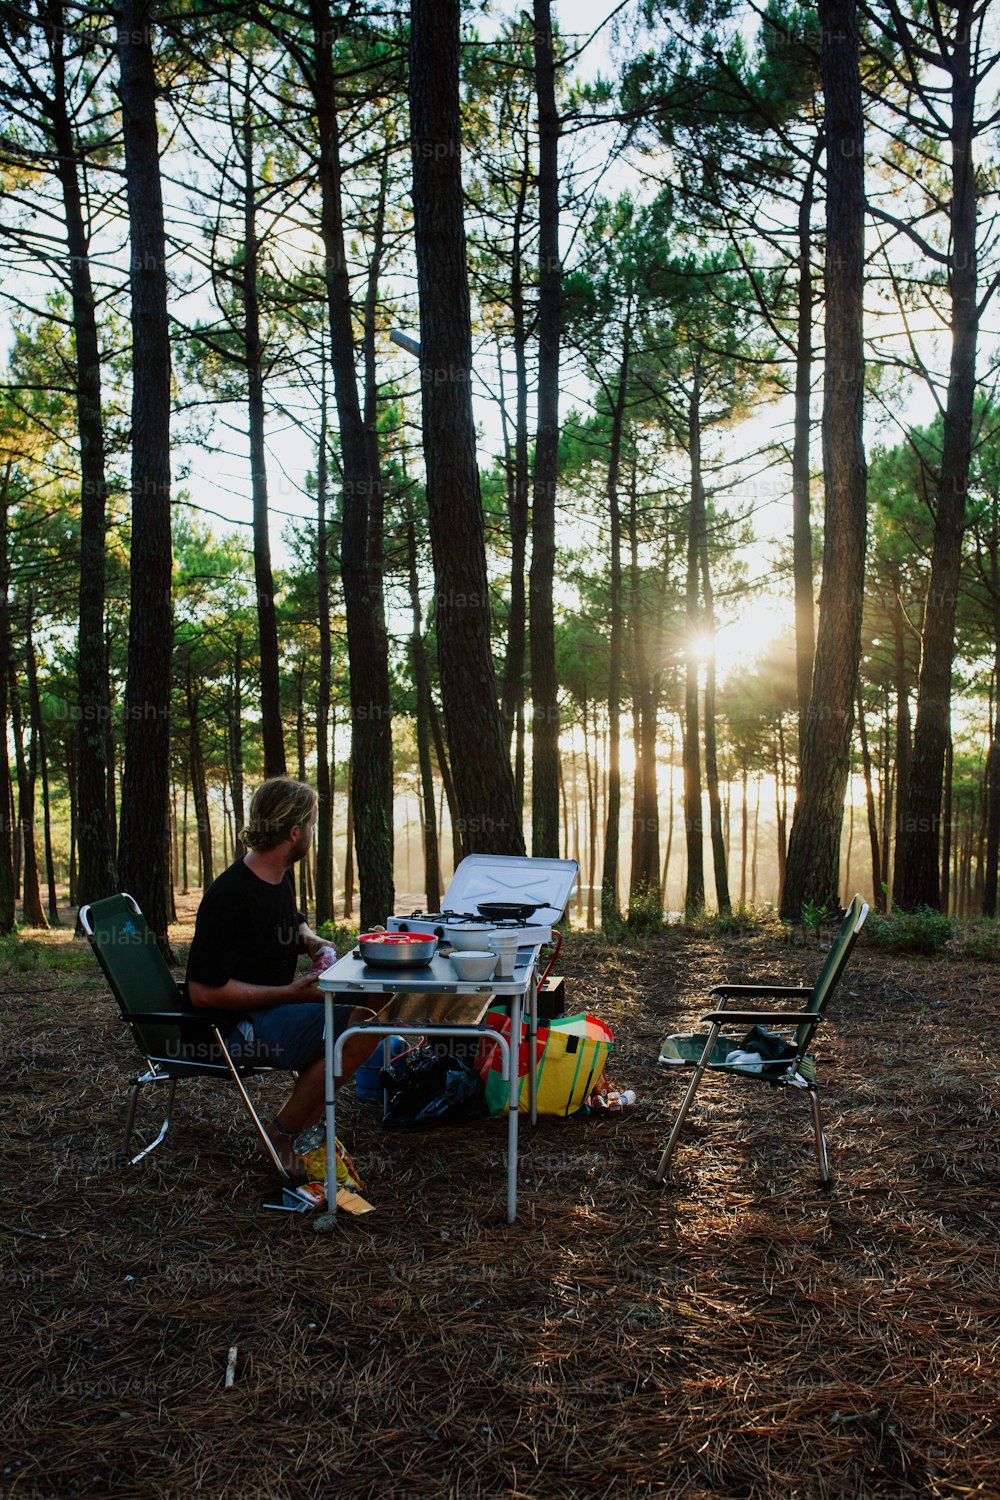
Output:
top-left (317, 943), bottom-right (543, 1223)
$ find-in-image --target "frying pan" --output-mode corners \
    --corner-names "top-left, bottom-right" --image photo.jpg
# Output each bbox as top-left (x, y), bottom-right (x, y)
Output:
top-left (476, 900), bottom-right (545, 921)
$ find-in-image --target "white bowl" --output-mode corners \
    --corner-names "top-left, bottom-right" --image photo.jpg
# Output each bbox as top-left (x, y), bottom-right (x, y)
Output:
top-left (450, 950), bottom-right (498, 981)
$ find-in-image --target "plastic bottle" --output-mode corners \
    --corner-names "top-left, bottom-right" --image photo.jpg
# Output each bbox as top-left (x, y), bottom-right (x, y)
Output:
top-left (619, 1089), bottom-right (637, 1108)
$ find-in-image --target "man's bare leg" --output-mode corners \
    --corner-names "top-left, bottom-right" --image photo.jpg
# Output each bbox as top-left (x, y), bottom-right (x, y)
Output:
top-left (266, 1008), bottom-right (380, 1176)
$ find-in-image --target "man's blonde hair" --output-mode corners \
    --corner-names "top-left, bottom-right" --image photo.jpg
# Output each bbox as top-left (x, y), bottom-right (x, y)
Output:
top-left (241, 777), bottom-right (318, 853)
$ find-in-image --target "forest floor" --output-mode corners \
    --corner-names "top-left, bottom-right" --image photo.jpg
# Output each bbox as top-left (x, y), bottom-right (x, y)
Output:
top-left (1, 902), bottom-right (998, 1500)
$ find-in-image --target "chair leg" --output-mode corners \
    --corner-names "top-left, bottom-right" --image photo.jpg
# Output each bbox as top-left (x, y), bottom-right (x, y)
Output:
top-left (654, 1027), bottom-right (719, 1185)
top-left (129, 1078), bottom-right (177, 1165)
top-left (212, 1026), bottom-right (290, 1182)
top-left (808, 1087), bottom-right (832, 1186)
top-left (121, 1079), bottom-right (141, 1163)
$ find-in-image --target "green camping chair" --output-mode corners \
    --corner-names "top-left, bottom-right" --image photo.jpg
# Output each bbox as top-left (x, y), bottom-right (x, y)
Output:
top-left (655, 894), bottom-right (869, 1187)
top-left (80, 892), bottom-right (291, 1180)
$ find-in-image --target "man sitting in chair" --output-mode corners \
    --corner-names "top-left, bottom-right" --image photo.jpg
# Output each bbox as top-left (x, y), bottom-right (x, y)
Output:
top-left (186, 776), bottom-right (377, 1181)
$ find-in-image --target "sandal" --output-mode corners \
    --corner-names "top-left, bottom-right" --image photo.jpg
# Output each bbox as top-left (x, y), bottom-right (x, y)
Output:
top-left (260, 1118), bottom-right (308, 1183)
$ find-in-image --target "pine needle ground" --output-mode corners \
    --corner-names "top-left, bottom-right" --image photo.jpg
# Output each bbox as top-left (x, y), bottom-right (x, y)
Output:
top-left (1, 907), bottom-right (997, 1499)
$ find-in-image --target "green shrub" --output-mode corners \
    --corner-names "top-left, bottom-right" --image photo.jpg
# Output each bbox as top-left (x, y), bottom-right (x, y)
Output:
top-left (0, 931), bottom-right (41, 975)
top-left (317, 919), bottom-right (359, 951)
top-left (953, 919), bottom-right (1000, 960)
top-left (687, 904), bottom-right (783, 938)
top-left (866, 906), bottom-right (954, 954)
top-left (626, 889), bottom-right (664, 935)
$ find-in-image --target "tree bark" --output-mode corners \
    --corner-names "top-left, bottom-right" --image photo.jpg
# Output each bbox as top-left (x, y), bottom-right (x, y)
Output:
top-left (792, 150), bottom-right (820, 739)
top-left (601, 353), bottom-right (629, 927)
top-left (310, 0), bottom-right (394, 927)
top-left (857, 686), bottom-right (883, 910)
top-left (44, 1), bottom-right (116, 914)
top-left (314, 384), bottom-right (334, 927)
top-left (683, 372), bottom-right (706, 914)
top-left (115, 0), bottom-right (174, 956)
top-left (406, 517), bottom-right (442, 913)
top-left (342, 753), bottom-right (355, 920)
top-left (0, 469), bottom-right (16, 932)
top-left (984, 527), bottom-right (1000, 916)
top-left (25, 609), bottom-right (60, 921)
top-left (529, 0), bottom-right (561, 858)
top-left (241, 108), bottom-right (285, 778)
top-left (8, 661), bottom-right (46, 928)
top-left (428, 697), bottom-right (462, 873)
top-left (409, 0), bottom-right (524, 858)
top-left (701, 530), bottom-right (730, 913)
top-left (780, 0), bottom-right (867, 919)
top-left (185, 660), bottom-right (212, 890)
top-left (498, 159), bottom-right (530, 812)
top-left (896, 3), bottom-right (980, 910)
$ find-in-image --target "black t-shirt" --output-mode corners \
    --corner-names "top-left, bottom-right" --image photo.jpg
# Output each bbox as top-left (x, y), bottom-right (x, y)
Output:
top-left (185, 858), bottom-right (306, 994)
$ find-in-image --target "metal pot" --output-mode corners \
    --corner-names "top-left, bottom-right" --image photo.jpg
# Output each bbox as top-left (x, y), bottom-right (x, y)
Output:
top-left (442, 921), bottom-right (497, 951)
top-left (358, 931), bottom-right (437, 967)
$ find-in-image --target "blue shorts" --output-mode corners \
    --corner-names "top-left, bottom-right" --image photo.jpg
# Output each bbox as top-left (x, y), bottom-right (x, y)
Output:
top-left (224, 1000), bottom-right (358, 1072)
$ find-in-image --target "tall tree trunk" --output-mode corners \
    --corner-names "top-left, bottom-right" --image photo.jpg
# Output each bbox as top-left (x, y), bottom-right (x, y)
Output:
top-left (9, 662), bottom-right (46, 928)
top-left (740, 763), bottom-right (749, 906)
top-left (583, 695), bottom-right (597, 928)
top-left (115, 0), bottom-right (174, 957)
top-left (529, 0), bottom-right (561, 858)
top-left (25, 611), bottom-right (60, 922)
top-left (310, 0), bottom-right (394, 927)
top-left (296, 663), bottom-right (309, 915)
top-left (661, 722), bottom-right (676, 908)
top-left (429, 697), bottom-right (463, 873)
top-left (241, 107), bottom-right (285, 778)
top-left (701, 534), bottom-right (729, 913)
top-left (228, 635), bottom-right (245, 838)
top-left (601, 351), bottom-right (630, 927)
top-left (498, 158), bottom-right (530, 811)
top-left (45, 3), bottom-right (116, 915)
top-left (683, 370), bottom-right (706, 914)
top-left (361, 145), bottom-right (393, 840)
top-left (342, 753), bottom-right (355, 920)
top-left (751, 776), bottom-right (760, 904)
top-left (0, 471), bottom-right (17, 932)
top-left (792, 149), bottom-right (820, 740)
top-left (941, 733), bottom-right (954, 913)
top-left (890, 576), bottom-right (911, 905)
top-left (627, 468), bottom-right (661, 905)
top-left (781, 0), bottom-right (867, 919)
top-left (857, 687), bottom-right (883, 910)
top-left (409, 0), bottom-right (524, 858)
top-left (407, 517), bottom-right (442, 913)
top-left (65, 734), bottom-right (78, 906)
top-left (984, 533), bottom-right (1000, 916)
top-left (185, 662), bottom-right (212, 890)
top-left (314, 383), bottom-right (334, 927)
top-left (896, 5), bottom-right (980, 910)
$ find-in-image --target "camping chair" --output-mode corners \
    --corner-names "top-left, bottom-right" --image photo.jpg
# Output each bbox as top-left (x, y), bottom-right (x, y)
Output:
top-left (655, 894), bottom-right (869, 1187)
top-left (80, 892), bottom-right (292, 1181)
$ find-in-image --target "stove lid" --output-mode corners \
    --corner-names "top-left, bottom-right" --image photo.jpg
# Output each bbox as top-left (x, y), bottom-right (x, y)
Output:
top-left (442, 855), bottom-right (578, 927)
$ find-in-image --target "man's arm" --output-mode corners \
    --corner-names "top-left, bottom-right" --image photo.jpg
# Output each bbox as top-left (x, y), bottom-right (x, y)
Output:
top-left (188, 972), bottom-right (323, 1012)
top-left (297, 921), bottom-right (326, 958)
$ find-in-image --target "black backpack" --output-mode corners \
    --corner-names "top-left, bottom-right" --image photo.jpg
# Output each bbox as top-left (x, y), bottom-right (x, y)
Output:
top-left (379, 1044), bottom-right (488, 1129)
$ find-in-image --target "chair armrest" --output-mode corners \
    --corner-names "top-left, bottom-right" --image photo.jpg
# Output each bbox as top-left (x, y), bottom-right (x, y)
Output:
top-left (700, 1010), bottom-right (821, 1026)
top-left (709, 985), bottom-right (813, 999)
top-left (121, 1010), bottom-right (234, 1029)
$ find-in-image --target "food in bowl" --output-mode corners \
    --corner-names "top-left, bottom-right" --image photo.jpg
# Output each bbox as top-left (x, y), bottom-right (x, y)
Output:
top-left (358, 931), bottom-right (437, 967)
top-left (450, 949), bottom-right (498, 981)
